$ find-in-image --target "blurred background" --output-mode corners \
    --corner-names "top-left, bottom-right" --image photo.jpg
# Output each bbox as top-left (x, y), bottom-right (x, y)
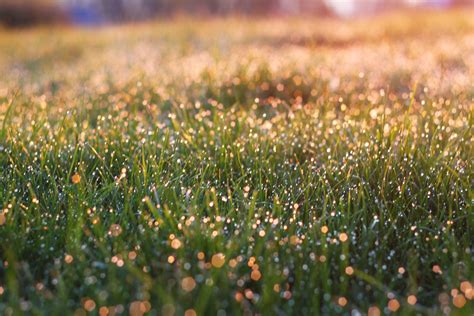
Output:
top-left (0, 0), bottom-right (473, 27)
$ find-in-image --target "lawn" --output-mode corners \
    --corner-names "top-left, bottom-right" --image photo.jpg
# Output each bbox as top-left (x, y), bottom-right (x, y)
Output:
top-left (0, 10), bottom-right (473, 315)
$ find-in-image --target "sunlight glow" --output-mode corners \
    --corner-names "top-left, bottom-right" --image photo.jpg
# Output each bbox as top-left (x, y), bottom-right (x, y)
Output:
top-left (324, 0), bottom-right (357, 17)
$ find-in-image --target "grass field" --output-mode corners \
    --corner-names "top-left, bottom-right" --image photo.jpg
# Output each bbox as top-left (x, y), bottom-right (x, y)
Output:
top-left (0, 10), bottom-right (473, 315)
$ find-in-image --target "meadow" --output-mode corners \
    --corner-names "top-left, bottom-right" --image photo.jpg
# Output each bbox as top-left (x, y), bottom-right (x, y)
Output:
top-left (0, 10), bottom-right (473, 315)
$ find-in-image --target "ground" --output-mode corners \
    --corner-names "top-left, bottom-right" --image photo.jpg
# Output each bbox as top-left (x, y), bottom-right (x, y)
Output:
top-left (0, 10), bottom-right (473, 315)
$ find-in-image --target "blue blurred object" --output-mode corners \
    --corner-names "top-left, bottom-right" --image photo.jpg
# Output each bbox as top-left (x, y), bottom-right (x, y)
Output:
top-left (69, 5), bottom-right (103, 25)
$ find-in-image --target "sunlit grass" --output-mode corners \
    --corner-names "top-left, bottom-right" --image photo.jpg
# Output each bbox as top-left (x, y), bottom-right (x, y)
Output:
top-left (0, 10), bottom-right (473, 315)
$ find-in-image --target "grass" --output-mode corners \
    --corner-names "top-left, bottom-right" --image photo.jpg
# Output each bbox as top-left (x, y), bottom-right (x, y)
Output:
top-left (0, 9), bottom-right (473, 315)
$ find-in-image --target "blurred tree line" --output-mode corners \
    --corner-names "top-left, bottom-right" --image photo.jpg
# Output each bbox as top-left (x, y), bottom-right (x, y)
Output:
top-left (0, 0), bottom-right (473, 27)
top-left (0, 0), bottom-right (333, 26)
top-left (0, 1), bottom-right (66, 27)
top-left (76, 0), bottom-right (332, 21)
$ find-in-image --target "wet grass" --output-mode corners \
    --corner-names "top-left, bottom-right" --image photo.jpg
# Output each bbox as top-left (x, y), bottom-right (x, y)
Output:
top-left (0, 10), bottom-right (473, 315)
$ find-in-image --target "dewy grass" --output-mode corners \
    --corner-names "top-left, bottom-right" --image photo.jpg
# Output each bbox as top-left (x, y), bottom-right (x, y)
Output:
top-left (0, 10), bottom-right (473, 315)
